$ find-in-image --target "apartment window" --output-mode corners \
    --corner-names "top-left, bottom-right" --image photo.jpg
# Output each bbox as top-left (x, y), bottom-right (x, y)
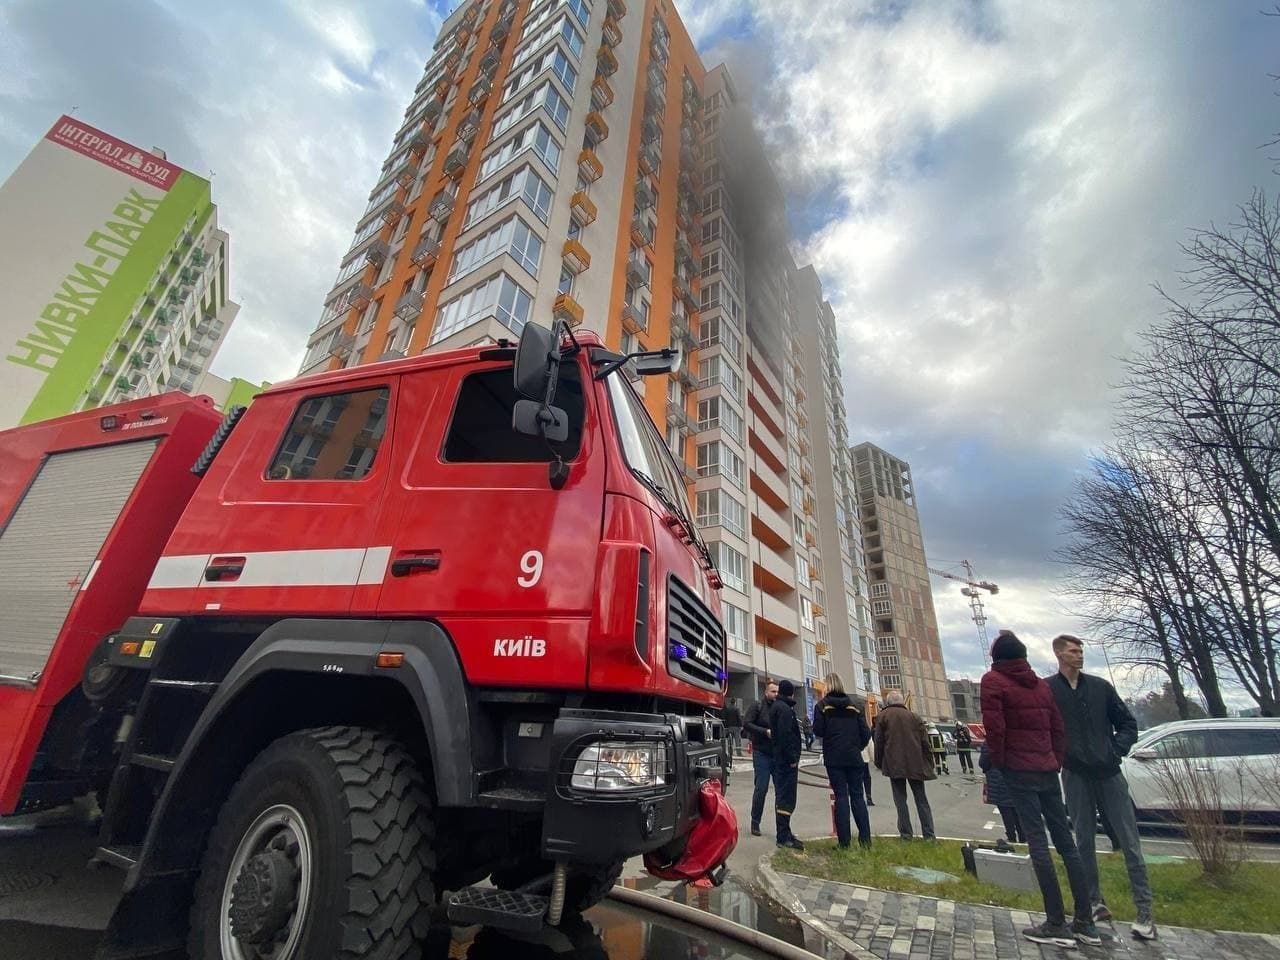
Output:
top-left (332, 255), bottom-right (367, 289)
top-left (557, 266), bottom-right (574, 296)
top-left (514, 12), bottom-right (585, 69)
top-left (881, 654), bottom-right (900, 670)
top-left (700, 280), bottom-right (720, 311)
top-left (348, 216), bottom-right (384, 251)
top-left (666, 424), bottom-right (685, 460)
top-left (800, 596), bottom-right (815, 631)
top-left (709, 542), bottom-right (747, 593)
top-left (697, 441), bottom-right (744, 490)
top-left (464, 165), bottom-right (554, 229)
top-left (877, 636), bottom-right (897, 651)
top-left (723, 602), bottom-right (750, 654)
top-left (696, 489), bottom-right (745, 539)
top-left (430, 271), bottom-right (533, 344)
top-left (449, 215), bottom-right (544, 284)
top-left (502, 47), bottom-right (578, 105)
top-left (363, 179), bottom-right (399, 216)
top-left (872, 599), bottom-right (893, 617)
top-left (267, 388), bottom-right (390, 481)
top-left (699, 315), bottom-right (742, 360)
top-left (494, 81), bottom-right (572, 137)
top-left (699, 355), bottom-right (742, 395)
top-left (795, 552), bottom-right (809, 585)
top-left (700, 249), bottom-right (720, 278)
top-left (480, 120), bottom-right (562, 182)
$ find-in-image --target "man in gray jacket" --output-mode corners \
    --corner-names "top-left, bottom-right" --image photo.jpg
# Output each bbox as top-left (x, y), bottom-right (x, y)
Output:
top-left (1048, 635), bottom-right (1156, 941)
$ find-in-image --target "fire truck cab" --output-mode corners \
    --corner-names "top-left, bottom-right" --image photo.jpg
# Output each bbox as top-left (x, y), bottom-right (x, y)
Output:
top-left (0, 322), bottom-right (732, 959)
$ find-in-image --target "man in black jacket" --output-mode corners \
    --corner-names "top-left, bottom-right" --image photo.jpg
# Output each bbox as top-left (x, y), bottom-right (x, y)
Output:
top-left (770, 679), bottom-right (804, 850)
top-left (1049, 635), bottom-right (1156, 941)
top-left (813, 673), bottom-right (872, 848)
top-left (743, 680), bottom-right (779, 837)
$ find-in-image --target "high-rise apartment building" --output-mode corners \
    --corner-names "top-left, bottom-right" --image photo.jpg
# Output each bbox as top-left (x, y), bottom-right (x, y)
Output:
top-left (0, 115), bottom-right (239, 428)
top-left (949, 678), bottom-right (980, 724)
top-left (297, 0), bottom-right (875, 714)
top-left (851, 442), bottom-right (950, 719)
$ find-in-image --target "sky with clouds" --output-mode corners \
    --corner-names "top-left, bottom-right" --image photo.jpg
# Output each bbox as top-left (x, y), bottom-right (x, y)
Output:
top-left (1, 0), bottom-right (1275, 703)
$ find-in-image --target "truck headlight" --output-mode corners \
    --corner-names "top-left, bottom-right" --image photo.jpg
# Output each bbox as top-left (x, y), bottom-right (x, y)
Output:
top-left (571, 741), bottom-right (666, 791)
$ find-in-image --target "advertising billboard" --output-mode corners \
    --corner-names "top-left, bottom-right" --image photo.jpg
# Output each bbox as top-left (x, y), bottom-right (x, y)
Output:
top-left (0, 116), bottom-right (207, 428)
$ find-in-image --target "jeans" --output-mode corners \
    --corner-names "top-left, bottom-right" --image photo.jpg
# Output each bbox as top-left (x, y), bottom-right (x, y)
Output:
top-left (727, 727), bottom-right (743, 753)
top-left (957, 748), bottom-right (973, 773)
top-left (890, 778), bottom-right (935, 839)
top-left (827, 764), bottom-right (871, 846)
top-left (1006, 770), bottom-right (1092, 926)
top-left (1063, 769), bottom-right (1153, 918)
top-left (750, 751), bottom-right (773, 827)
top-left (997, 803), bottom-right (1024, 843)
top-left (773, 759), bottom-right (799, 843)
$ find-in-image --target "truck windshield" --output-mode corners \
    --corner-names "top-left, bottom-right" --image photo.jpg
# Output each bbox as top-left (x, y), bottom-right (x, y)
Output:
top-left (605, 374), bottom-right (694, 519)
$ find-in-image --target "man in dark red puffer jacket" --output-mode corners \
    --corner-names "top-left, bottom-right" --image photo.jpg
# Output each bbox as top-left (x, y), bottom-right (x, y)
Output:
top-left (981, 630), bottom-right (1100, 948)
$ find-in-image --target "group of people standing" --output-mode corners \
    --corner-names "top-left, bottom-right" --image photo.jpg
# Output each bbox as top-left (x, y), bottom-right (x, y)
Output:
top-left (726, 628), bottom-right (1157, 950)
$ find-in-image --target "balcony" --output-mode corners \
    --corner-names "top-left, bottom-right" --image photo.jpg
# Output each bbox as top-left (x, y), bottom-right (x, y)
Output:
top-left (365, 238), bottom-right (390, 266)
top-left (406, 129), bottom-right (430, 156)
top-left (672, 271), bottom-right (692, 302)
top-left (444, 141), bottom-right (469, 178)
top-left (596, 45), bottom-right (618, 77)
top-left (751, 495), bottom-right (791, 551)
top-left (681, 137), bottom-right (700, 166)
top-left (422, 97), bottom-right (444, 125)
top-left (578, 148), bottom-right (603, 183)
top-left (650, 34), bottom-right (669, 64)
top-left (641, 114), bottom-right (661, 145)
top-left (569, 190), bottom-right (598, 227)
top-left (561, 238), bottom-right (591, 274)
top-left (630, 216), bottom-right (653, 248)
top-left (190, 248), bottom-right (209, 266)
top-left (584, 111), bottom-right (609, 146)
top-left (755, 544), bottom-right (796, 595)
top-left (380, 199), bottom-right (406, 224)
top-left (645, 80), bottom-right (666, 115)
top-left (666, 400), bottom-right (690, 430)
top-left (607, 0), bottom-right (626, 18)
top-left (429, 190), bottom-right (457, 221)
top-left (457, 107), bottom-right (483, 143)
top-left (758, 592), bottom-right (800, 639)
top-left (634, 177), bottom-right (656, 210)
top-left (490, 14), bottom-right (512, 43)
top-left (468, 75), bottom-right (492, 105)
top-left (638, 144), bottom-right (659, 177)
top-left (591, 76), bottom-right (614, 110)
top-left (670, 312), bottom-right (693, 348)
top-left (625, 253), bottom-right (649, 290)
top-left (553, 292), bottom-right (584, 328)
top-left (479, 47), bottom-right (501, 75)
top-left (676, 199), bottom-right (696, 231)
top-left (346, 283), bottom-right (374, 310)
top-left (602, 16), bottom-right (622, 47)
top-left (378, 348), bottom-right (407, 362)
top-left (682, 460), bottom-right (698, 484)
top-left (679, 165), bottom-right (700, 192)
top-left (620, 302), bottom-right (646, 334)
top-left (675, 232), bottom-right (695, 267)
top-left (412, 236), bottom-right (441, 267)
top-left (394, 290), bottom-right (426, 321)
top-left (329, 331), bottom-right (355, 358)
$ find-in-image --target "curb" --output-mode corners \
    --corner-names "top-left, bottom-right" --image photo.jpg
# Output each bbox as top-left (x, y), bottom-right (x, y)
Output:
top-left (756, 853), bottom-right (879, 960)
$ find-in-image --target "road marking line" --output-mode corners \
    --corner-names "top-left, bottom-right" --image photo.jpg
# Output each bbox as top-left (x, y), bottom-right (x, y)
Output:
top-left (983, 821), bottom-right (997, 831)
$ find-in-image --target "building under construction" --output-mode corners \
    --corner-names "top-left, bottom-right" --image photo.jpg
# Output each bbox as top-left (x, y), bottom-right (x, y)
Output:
top-left (851, 441), bottom-right (950, 720)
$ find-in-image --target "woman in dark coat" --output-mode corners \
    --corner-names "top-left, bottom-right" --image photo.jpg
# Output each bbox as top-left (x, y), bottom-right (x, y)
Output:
top-left (812, 672), bottom-right (872, 848)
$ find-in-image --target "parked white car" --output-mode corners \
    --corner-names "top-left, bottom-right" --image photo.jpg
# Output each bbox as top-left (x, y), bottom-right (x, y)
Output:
top-left (1121, 718), bottom-right (1280, 831)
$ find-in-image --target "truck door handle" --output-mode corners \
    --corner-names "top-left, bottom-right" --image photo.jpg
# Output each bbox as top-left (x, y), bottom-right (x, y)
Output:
top-left (391, 555), bottom-right (441, 577)
top-left (204, 557), bottom-right (245, 581)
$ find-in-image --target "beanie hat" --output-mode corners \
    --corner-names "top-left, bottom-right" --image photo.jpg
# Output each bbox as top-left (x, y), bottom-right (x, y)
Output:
top-left (777, 679), bottom-right (795, 697)
top-left (990, 630), bottom-right (1027, 663)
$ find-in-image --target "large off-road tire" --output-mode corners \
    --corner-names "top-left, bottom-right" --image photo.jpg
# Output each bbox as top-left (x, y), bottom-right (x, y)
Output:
top-left (189, 726), bottom-right (435, 960)
top-left (490, 857), bottom-right (624, 916)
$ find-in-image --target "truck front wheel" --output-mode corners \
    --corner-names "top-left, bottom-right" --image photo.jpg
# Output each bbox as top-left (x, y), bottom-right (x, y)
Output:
top-left (189, 726), bottom-right (436, 960)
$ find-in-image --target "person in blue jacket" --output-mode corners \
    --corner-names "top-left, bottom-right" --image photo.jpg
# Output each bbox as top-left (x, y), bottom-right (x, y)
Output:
top-left (813, 672), bottom-right (873, 848)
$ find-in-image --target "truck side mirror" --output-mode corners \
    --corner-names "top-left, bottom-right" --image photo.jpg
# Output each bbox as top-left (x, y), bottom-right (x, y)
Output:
top-left (514, 322), bottom-right (557, 402)
top-left (633, 349), bottom-right (678, 375)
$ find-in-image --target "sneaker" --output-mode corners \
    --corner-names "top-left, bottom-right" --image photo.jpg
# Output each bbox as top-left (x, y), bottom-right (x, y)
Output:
top-left (1022, 921), bottom-right (1077, 948)
top-left (1071, 920), bottom-right (1103, 945)
top-left (1131, 917), bottom-right (1157, 941)
top-left (1092, 902), bottom-right (1113, 922)
top-left (777, 837), bottom-right (804, 851)
top-left (750, 823), bottom-right (762, 837)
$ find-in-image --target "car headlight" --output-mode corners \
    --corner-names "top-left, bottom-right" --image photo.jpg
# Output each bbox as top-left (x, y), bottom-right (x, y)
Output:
top-left (571, 741), bottom-right (666, 791)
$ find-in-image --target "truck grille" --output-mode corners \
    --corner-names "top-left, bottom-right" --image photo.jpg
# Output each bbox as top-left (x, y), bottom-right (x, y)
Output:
top-left (666, 575), bottom-right (725, 691)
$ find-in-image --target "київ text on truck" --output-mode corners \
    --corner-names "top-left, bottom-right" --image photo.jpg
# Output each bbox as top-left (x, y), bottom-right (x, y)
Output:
top-left (0, 321), bottom-right (735, 959)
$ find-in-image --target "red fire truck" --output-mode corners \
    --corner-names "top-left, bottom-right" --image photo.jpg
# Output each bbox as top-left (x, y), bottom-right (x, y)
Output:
top-left (0, 322), bottom-right (733, 959)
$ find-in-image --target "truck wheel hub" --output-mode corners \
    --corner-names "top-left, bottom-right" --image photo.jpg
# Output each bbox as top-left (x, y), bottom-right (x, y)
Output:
top-left (220, 804), bottom-right (313, 959)
top-left (228, 846), bottom-right (299, 943)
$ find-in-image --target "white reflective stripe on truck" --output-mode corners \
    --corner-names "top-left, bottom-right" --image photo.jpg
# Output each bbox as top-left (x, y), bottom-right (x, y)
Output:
top-left (147, 546), bottom-right (394, 589)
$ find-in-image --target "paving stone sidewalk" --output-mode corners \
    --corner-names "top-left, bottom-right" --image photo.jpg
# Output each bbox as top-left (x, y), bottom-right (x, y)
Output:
top-left (777, 872), bottom-right (1280, 960)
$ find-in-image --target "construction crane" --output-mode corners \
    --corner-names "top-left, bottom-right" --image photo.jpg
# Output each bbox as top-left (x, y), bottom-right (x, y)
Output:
top-left (927, 560), bottom-right (999, 664)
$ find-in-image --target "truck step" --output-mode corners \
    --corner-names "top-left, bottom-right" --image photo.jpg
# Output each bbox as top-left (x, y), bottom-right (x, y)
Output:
top-left (149, 679), bottom-right (219, 694)
top-left (130, 753), bottom-right (176, 772)
top-left (446, 886), bottom-right (549, 933)
top-left (95, 844), bottom-right (140, 870)
top-left (477, 786), bottom-right (544, 809)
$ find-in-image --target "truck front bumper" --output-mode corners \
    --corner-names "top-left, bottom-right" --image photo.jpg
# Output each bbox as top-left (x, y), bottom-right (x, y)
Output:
top-left (540, 707), bottom-right (728, 865)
